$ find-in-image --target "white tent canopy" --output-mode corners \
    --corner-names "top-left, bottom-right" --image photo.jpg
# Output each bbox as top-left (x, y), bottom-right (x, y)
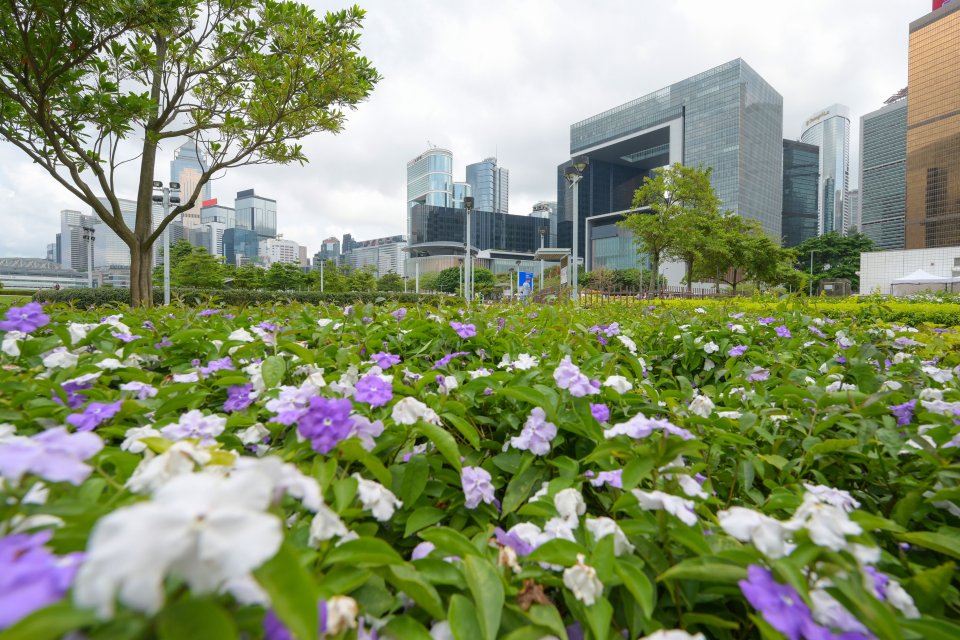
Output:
top-left (891, 269), bottom-right (953, 284)
top-left (890, 269), bottom-right (960, 295)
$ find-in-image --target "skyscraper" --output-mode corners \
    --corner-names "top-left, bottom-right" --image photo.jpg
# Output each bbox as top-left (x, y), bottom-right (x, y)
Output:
top-left (59, 209), bottom-right (96, 271)
top-left (406, 148), bottom-right (453, 209)
top-left (848, 189), bottom-right (861, 233)
top-left (466, 158), bottom-right (509, 213)
top-left (800, 104), bottom-right (851, 236)
top-left (170, 141), bottom-right (212, 228)
top-left (905, 2), bottom-right (960, 248)
top-left (861, 94), bottom-right (907, 249)
top-left (557, 58), bottom-right (783, 261)
top-left (234, 189), bottom-right (277, 240)
top-left (782, 140), bottom-right (820, 247)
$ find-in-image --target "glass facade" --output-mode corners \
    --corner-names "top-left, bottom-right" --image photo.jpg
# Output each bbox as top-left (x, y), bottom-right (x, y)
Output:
top-left (800, 104), bottom-right (851, 235)
top-left (588, 214), bottom-right (648, 271)
top-left (905, 4), bottom-right (960, 248)
top-left (782, 140), bottom-right (820, 247)
top-left (406, 149), bottom-right (453, 208)
top-left (452, 182), bottom-right (473, 209)
top-left (92, 198), bottom-right (165, 268)
top-left (170, 142), bottom-right (212, 228)
top-left (465, 158), bottom-right (509, 213)
top-left (560, 58), bottom-right (783, 263)
top-left (200, 202), bottom-right (236, 228)
top-left (223, 228), bottom-right (260, 266)
top-left (234, 189), bottom-right (277, 240)
top-left (861, 99), bottom-right (905, 248)
top-left (408, 204), bottom-right (549, 254)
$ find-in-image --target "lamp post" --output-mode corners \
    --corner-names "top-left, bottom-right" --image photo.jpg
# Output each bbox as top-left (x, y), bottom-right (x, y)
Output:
top-left (152, 181), bottom-right (181, 305)
top-left (81, 225), bottom-right (95, 288)
top-left (808, 250), bottom-right (816, 297)
top-left (539, 227), bottom-right (546, 292)
top-left (464, 196), bottom-right (474, 303)
top-left (458, 258), bottom-right (463, 296)
top-left (564, 156), bottom-right (589, 303)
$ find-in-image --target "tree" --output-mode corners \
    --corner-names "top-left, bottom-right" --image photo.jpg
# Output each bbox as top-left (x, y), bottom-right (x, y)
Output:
top-left (346, 265), bottom-right (376, 292)
top-left (151, 239), bottom-right (196, 285)
top-left (434, 267), bottom-right (461, 294)
top-left (620, 164), bottom-right (720, 293)
top-left (376, 272), bottom-right (403, 292)
top-left (174, 247), bottom-right (225, 288)
top-left (694, 217), bottom-right (797, 293)
top-left (0, 2), bottom-right (379, 306)
top-left (307, 260), bottom-right (346, 293)
top-left (229, 263), bottom-right (265, 290)
top-left (472, 268), bottom-right (496, 296)
top-left (794, 231), bottom-right (876, 293)
top-left (264, 262), bottom-right (306, 291)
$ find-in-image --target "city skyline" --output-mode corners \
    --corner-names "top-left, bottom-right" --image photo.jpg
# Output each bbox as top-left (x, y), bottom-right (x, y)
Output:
top-left (0, 0), bottom-right (928, 259)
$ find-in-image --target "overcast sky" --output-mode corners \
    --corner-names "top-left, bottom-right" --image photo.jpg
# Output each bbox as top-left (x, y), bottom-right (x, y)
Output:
top-left (0, 0), bottom-right (930, 259)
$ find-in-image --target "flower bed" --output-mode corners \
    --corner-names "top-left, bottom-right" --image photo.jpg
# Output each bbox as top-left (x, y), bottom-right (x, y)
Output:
top-left (1, 300), bottom-right (960, 639)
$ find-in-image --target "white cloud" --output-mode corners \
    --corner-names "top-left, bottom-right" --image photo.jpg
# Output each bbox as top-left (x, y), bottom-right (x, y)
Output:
top-left (0, 0), bottom-right (925, 259)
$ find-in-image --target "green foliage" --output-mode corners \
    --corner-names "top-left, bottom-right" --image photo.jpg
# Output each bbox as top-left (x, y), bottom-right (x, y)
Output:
top-left (377, 272), bottom-right (404, 292)
top-left (347, 266), bottom-right (377, 292)
top-left (153, 241), bottom-right (226, 289)
top-left (434, 267), bottom-right (462, 294)
top-left (0, 0), bottom-right (380, 305)
top-left (32, 287), bottom-right (450, 307)
top-left (263, 262), bottom-right (307, 291)
top-left (228, 264), bottom-right (266, 290)
top-left (795, 231), bottom-right (877, 292)
top-left (471, 268), bottom-right (496, 295)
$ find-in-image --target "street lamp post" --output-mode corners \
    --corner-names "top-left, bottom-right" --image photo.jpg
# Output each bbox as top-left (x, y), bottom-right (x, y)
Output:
top-left (81, 225), bottom-right (95, 288)
top-left (564, 156), bottom-right (589, 303)
top-left (539, 227), bottom-right (546, 292)
top-left (464, 196), bottom-right (474, 303)
top-left (152, 181), bottom-right (181, 305)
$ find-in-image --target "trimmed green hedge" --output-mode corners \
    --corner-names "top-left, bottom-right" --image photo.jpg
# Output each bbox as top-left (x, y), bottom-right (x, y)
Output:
top-left (33, 287), bottom-right (453, 308)
top-left (0, 288), bottom-right (42, 296)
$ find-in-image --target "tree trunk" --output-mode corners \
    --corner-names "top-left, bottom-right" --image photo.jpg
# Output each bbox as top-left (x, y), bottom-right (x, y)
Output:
top-left (651, 252), bottom-right (660, 294)
top-left (686, 256), bottom-right (694, 293)
top-left (129, 242), bottom-right (154, 307)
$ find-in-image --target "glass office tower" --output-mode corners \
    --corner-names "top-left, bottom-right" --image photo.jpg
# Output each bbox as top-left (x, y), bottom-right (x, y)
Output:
top-left (557, 58), bottom-right (783, 259)
top-left (800, 104), bottom-right (851, 236)
top-left (223, 228), bottom-right (260, 265)
top-left (407, 148), bottom-right (453, 208)
top-left (465, 158), bottom-right (509, 213)
top-left (905, 3), bottom-right (960, 248)
top-left (170, 141), bottom-right (212, 228)
top-left (782, 140), bottom-right (820, 247)
top-left (234, 189), bottom-right (277, 240)
top-left (861, 96), bottom-right (908, 250)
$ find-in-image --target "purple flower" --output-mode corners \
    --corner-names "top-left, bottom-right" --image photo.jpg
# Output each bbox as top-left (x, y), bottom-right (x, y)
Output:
top-left (371, 351), bottom-right (401, 369)
top-left (142, 320), bottom-right (156, 331)
top-left (111, 332), bottom-right (141, 343)
top-left (0, 531), bottom-right (85, 630)
top-left (775, 325), bottom-right (792, 338)
top-left (728, 345), bottom-right (748, 358)
top-left (346, 415), bottom-right (385, 451)
top-left (864, 566), bottom-right (890, 601)
top-left (509, 407), bottom-right (557, 456)
top-left (739, 565), bottom-right (815, 640)
top-left (450, 321), bottom-right (477, 339)
top-left (154, 337), bottom-right (173, 348)
top-left (160, 410), bottom-right (226, 444)
top-left (889, 399), bottom-right (916, 426)
top-left (0, 302), bottom-right (49, 333)
top-left (758, 317), bottom-right (776, 326)
top-left (199, 356), bottom-right (234, 377)
top-left (0, 427), bottom-right (103, 485)
top-left (224, 384), bottom-right (256, 412)
top-left (494, 527), bottom-right (535, 556)
top-left (496, 317), bottom-right (506, 331)
top-left (119, 381), bottom-right (158, 401)
top-left (730, 312), bottom-right (745, 319)
top-left (198, 309), bottom-right (221, 317)
top-left (553, 356), bottom-right (597, 397)
top-left (66, 400), bottom-right (123, 432)
top-left (54, 381), bottom-right (92, 409)
top-left (258, 321), bottom-right (279, 332)
top-left (297, 397), bottom-right (354, 454)
top-left (391, 307), bottom-right (407, 321)
top-left (747, 367), bottom-right (770, 382)
top-left (836, 356), bottom-right (847, 364)
top-left (433, 351), bottom-right (469, 369)
top-left (264, 598), bottom-right (331, 640)
top-left (588, 469), bottom-right (623, 489)
top-left (354, 374), bottom-right (393, 408)
top-left (808, 325), bottom-right (826, 338)
top-left (461, 466), bottom-right (495, 509)
top-left (590, 403), bottom-right (610, 423)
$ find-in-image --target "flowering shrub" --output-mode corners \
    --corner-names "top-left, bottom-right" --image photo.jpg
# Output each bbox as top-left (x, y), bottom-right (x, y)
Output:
top-left (1, 299), bottom-right (960, 639)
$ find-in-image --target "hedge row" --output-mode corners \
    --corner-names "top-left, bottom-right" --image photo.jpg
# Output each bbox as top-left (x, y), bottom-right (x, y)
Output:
top-left (32, 287), bottom-right (453, 308)
top-left (0, 288), bottom-right (40, 296)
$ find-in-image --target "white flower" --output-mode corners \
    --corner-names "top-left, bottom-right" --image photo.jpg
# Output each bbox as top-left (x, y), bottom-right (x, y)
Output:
top-left (880, 380), bottom-right (903, 391)
top-left (67, 322), bottom-right (97, 344)
top-left (430, 621), bottom-right (454, 640)
top-left (508, 522), bottom-right (545, 551)
top-left (530, 482), bottom-right (550, 502)
top-left (677, 475), bottom-right (708, 499)
top-left (238, 424), bottom-right (270, 446)
top-left (1, 330), bottom-right (25, 356)
top-left (886, 579), bottom-right (920, 618)
top-left (632, 489), bottom-right (697, 526)
top-left (125, 441), bottom-right (219, 494)
top-left (317, 318), bottom-right (334, 328)
top-left (469, 368), bottom-right (492, 379)
top-left (892, 351), bottom-right (912, 365)
top-left (543, 517), bottom-right (577, 543)
top-left (513, 353), bottom-right (540, 370)
top-left (802, 484), bottom-right (860, 512)
top-left (172, 372), bottom-right (199, 383)
top-left (0, 423), bottom-right (17, 440)
top-left (329, 365), bottom-right (359, 396)
top-left (717, 411), bottom-right (742, 419)
top-left (923, 366), bottom-right (953, 383)
top-left (437, 374), bottom-right (458, 394)
top-left (825, 380), bottom-right (857, 392)
top-left (232, 456), bottom-right (323, 512)
top-left (554, 488), bottom-right (586, 524)
top-left (688, 394), bottom-right (714, 418)
top-left (640, 631), bottom-right (706, 640)
top-left (120, 427), bottom-right (162, 454)
top-left (228, 328), bottom-right (255, 343)
top-left (788, 493), bottom-right (862, 551)
top-left (603, 376), bottom-right (633, 394)
top-left (585, 517), bottom-right (635, 555)
top-left (919, 387), bottom-right (943, 401)
top-left (562, 554), bottom-right (603, 606)
top-left (498, 545), bottom-right (521, 572)
top-left (309, 504), bottom-right (355, 545)
top-left (617, 335), bottom-right (638, 354)
top-left (74, 468), bottom-right (283, 617)
top-left (718, 507), bottom-right (793, 559)
top-left (703, 359), bottom-right (715, 371)
top-left (391, 397), bottom-right (440, 425)
top-left (326, 595), bottom-right (359, 635)
top-left (702, 341), bottom-right (719, 354)
top-left (42, 349), bottom-right (79, 369)
top-left (729, 324), bottom-right (746, 334)
top-left (353, 474), bottom-right (403, 522)
top-left (810, 588), bottom-right (870, 635)
top-left (96, 358), bottom-right (126, 370)
top-left (244, 362), bottom-right (267, 392)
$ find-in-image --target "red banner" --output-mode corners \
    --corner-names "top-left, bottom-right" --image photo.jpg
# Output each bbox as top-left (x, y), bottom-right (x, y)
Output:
top-left (934, 0), bottom-right (955, 9)
top-left (201, 198), bottom-right (217, 207)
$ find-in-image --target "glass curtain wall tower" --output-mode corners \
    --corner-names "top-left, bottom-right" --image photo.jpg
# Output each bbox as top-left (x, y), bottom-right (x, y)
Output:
top-left (782, 140), bottom-right (820, 247)
top-left (234, 189), bottom-right (277, 240)
top-left (800, 104), bottom-right (851, 236)
top-left (861, 96), bottom-right (909, 250)
top-left (170, 141), bottom-right (212, 228)
top-left (465, 158), bottom-right (509, 213)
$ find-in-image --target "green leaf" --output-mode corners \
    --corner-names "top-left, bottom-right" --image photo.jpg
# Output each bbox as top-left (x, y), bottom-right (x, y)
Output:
top-left (464, 555), bottom-right (505, 640)
top-left (419, 527), bottom-right (481, 558)
top-left (901, 618), bottom-right (960, 640)
top-left (897, 532), bottom-right (960, 560)
top-left (582, 596), bottom-right (613, 640)
top-left (404, 507), bottom-right (448, 537)
top-left (339, 438), bottom-right (392, 486)
top-left (850, 511), bottom-right (905, 533)
top-left (254, 543), bottom-right (318, 640)
top-left (448, 595), bottom-right (484, 640)
top-left (385, 564), bottom-right (446, 620)
top-left (502, 464), bottom-right (546, 515)
top-left (380, 614), bottom-right (432, 640)
top-left (415, 420), bottom-right (462, 472)
top-left (658, 559), bottom-right (747, 584)
top-left (904, 562), bottom-right (955, 614)
top-left (527, 539), bottom-right (586, 566)
top-left (157, 598), bottom-right (238, 640)
top-left (527, 605), bottom-right (569, 640)
top-left (398, 454), bottom-right (430, 505)
top-left (322, 538), bottom-right (406, 567)
top-left (261, 355), bottom-right (287, 388)
top-left (614, 560), bottom-right (655, 620)
top-left (442, 412), bottom-right (481, 449)
top-left (0, 602), bottom-right (97, 640)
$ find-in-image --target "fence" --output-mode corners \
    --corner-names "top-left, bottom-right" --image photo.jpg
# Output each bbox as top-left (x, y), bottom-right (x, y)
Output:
top-left (532, 285), bottom-right (738, 305)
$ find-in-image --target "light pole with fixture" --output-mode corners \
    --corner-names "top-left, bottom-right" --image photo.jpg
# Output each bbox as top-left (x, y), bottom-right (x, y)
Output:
top-left (464, 196), bottom-right (474, 303)
top-left (539, 227), bottom-right (546, 292)
top-left (564, 155), bottom-right (589, 303)
top-left (152, 181), bottom-right (181, 305)
top-left (81, 225), bottom-right (95, 288)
